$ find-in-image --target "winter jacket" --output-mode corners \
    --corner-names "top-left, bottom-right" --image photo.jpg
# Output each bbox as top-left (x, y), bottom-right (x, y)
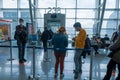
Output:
top-left (14, 25), bottom-right (27, 43)
top-left (41, 30), bottom-right (52, 42)
top-left (52, 33), bottom-right (68, 53)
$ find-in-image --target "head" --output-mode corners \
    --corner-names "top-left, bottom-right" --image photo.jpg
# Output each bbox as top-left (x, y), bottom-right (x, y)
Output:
top-left (19, 18), bottom-right (24, 25)
top-left (73, 22), bottom-right (81, 31)
top-left (105, 34), bottom-right (108, 37)
top-left (44, 27), bottom-right (48, 31)
top-left (58, 27), bottom-right (66, 33)
top-left (118, 24), bottom-right (120, 32)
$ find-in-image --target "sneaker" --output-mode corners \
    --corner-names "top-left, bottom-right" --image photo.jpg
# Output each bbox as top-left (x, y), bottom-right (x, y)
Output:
top-left (74, 73), bottom-right (78, 79)
top-left (23, 59), bottom-right (27, 62)
top-left (60, 73), bottom-right (64, 79)
top-left (19, 60), bottom-right (24, 63)
top-left (54, 73), bottom-right (58, 79)
top-left (73, 70), bottom-right (78, 79)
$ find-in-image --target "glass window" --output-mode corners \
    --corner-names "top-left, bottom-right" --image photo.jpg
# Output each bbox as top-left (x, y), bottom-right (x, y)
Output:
top-left (106, 0), bottom-right (116, 9)
top-left (77, 0), bottom-right (95, 8)
top-left (3, 0), bottom-right (17, 8)
top-left (66, 9), bottom-right (75, 18)
top-left (66, 19), bottom-right (76, 38)
top-left (76, 19), bottom-right (94, 28)
top-left (38, 0), bottom-right (56, 8)
top-left (38, 9), bottom-right (47, 18)
top-left (3, 11), bottom-right (18, 22)
top-left (104, 11), bottom-right (116, 19)
top-left (37, 19), bottom-right (44, 28)
top-left (77, 10), bottom-right (95, 18)
top-left (21, 11), bottom-right (30, 18)
top-left (0, 11), bottom-right (3, 18)
top-left (20, 0), bottom-right (29, 8)
top-left (57, 0), bottom-right (75, 8)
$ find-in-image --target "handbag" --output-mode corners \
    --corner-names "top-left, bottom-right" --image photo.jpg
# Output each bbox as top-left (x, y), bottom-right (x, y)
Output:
top-left (112, 50), bottom-right (120, 64)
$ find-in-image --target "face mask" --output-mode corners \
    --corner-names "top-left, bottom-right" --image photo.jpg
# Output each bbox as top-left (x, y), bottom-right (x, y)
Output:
top-left (20, 22), bottom-right (23, 25)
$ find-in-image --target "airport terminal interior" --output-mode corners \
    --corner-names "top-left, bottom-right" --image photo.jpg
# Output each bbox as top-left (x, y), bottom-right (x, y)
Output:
top-left (0, 0), bottom-right (120, 80)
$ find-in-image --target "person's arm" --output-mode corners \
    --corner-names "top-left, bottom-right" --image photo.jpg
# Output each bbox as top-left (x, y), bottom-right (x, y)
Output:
top-left (75, 30), bottom-right (86, 43)
top-left (109, 36), bottom-right (120, 50)
top-left (64, 35), bottom-right (68, 47)
top-left (14, 26), bottom-right (20, 40)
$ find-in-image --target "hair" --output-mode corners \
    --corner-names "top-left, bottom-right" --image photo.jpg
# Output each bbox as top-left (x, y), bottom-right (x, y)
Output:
top-left (19, 18), bottom-right (24, 22)
top-left (58, 27), bottom-right (66, 33)
top-left (73, 22), bottom-right (81, 28)
top-left (118, 24), bottom-right (120, 29)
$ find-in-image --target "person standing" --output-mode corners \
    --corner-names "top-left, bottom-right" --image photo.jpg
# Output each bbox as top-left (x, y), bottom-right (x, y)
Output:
top-left (41, 27), bottom-right (52, 52)
top-left (103, 35), bottom-right (120, 80)
top-left (73, 22), bottom-right (86, 79)
top-left (52, 27), bottom-right (68, 79)
top-left (107, 25), bottom-right (120, 77)
top-left (14, 18), bottom-right (27, 63)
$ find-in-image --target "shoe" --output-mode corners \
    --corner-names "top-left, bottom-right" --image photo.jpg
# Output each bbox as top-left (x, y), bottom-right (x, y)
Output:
top-left (54, 73), bottom-right (58, 79)
top-left (60, 73), bottom-right (64, 79)
top-left (95, 52), bottom-right (99, 54)
top-left (73, 70), bottom-right (78, 79)
top-left (74, 73), bottom-right (78, 79)
top-left (23, 59), bottom-right (27, 62)
top-left (19, 60), bottom-right (24, 63)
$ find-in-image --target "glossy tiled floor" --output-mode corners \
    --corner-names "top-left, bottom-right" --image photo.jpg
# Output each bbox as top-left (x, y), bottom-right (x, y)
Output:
top-left (0, 42), bottom-right (118, 80)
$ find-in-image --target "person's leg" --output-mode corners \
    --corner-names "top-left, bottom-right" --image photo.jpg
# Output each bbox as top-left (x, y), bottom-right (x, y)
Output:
top-left (17, 42), bottom-right (22, 62)
top-left (116, 64), bottom-right (120, 80)
top-left (94, 45), bottom-right (99, 54)
top-left (74, 50), bottom-right (82, 79)
top-left (103, 59), bottom-right (116, 80)
top-left (59, 53), bottom-right (66, 78)
top-left (59, 54), bottom-right (66, 74)
top-left (54, 52), bottom-right (60, 77)
top-left (22, 43), bottom-right (26, 61)
top-left (43, 41), bottom-right (47, 52)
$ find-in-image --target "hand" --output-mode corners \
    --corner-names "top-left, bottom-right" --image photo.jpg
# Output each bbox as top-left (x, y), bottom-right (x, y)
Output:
top-left (72, 37), bottom-right (76, 41)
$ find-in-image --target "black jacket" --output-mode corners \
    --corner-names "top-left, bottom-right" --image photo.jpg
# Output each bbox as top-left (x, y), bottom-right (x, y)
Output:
top-left (14, 25), bottom-right (27, 43)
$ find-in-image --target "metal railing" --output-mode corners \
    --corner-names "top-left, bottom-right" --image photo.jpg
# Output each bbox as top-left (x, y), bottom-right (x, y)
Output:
top-left (0, 40), bottom-right (94, 80)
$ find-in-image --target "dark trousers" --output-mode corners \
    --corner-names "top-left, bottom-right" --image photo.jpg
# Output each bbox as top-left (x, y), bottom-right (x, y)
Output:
top-left (93, 45), bottom-right (98, 52)
top-left (43, 41), bottom-right (47, 52)
top-left (17, 42), bottom-right (26, 60)
top-left (103, 59), bottom-right (120, 80)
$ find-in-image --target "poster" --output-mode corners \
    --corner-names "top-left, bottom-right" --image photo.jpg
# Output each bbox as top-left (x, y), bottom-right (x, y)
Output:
top-left (0, 19), bottom-right (12, 40)
top-left (26, 23), bottom-right (37, 41)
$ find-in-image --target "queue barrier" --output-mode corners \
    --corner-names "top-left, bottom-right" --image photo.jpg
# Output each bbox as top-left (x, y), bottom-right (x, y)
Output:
top-left (0, 40), bottom-right (93, 80)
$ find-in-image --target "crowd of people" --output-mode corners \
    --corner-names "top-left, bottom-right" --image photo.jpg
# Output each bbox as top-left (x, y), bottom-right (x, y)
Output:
top-left (14, 18), bottom-right (120, 80)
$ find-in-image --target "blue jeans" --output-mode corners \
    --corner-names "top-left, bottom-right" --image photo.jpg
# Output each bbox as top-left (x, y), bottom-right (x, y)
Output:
top-left (74, 49), bottom-right (83, 73)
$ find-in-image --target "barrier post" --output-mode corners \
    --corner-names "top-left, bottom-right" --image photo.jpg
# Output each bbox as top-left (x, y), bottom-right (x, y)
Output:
top-left (28, 46), bottom-right (40, 80)
top-left (7, 38), bottom-right (14, 61)
top-left (89, 47), bottom-right (94, 80)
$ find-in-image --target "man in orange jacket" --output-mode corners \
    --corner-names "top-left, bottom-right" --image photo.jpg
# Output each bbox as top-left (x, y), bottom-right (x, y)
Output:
top-left (73, 22), bottom-right (86, 79)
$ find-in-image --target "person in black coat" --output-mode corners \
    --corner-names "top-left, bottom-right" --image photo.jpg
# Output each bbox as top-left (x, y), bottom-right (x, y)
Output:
top-left (41, 27), bottom-right (53, 52)
top-left (14, 18), bottom-right (27, 63)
